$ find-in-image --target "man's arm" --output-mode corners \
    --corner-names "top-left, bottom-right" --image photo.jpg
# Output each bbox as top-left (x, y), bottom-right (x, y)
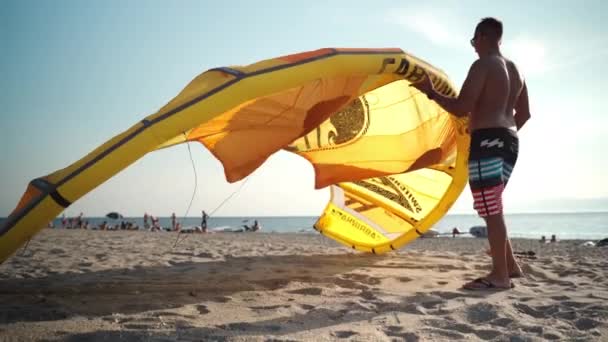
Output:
top-left (414, 60), bottom-right (488, 117)
top-left (514, 81), bottom-right (531, 131)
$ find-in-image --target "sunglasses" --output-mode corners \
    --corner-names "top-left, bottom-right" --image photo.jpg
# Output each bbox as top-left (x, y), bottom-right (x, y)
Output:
top-left (470, 33), bottom-right (484, 46)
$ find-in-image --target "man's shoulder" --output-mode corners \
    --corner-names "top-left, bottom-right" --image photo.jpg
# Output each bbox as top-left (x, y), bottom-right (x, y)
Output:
top-left (476, 56), bottom-right (522, 75)
top-left (475, 55), bottom-right (507, 66)
top-left (469, 57), bottom-right (498, 72)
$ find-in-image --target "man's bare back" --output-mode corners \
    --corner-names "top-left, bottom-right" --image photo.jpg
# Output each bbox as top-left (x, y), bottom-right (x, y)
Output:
top-left (411, 54), bottom-right (530, 133)
top-left (469, 55), bottom-right (524, 131)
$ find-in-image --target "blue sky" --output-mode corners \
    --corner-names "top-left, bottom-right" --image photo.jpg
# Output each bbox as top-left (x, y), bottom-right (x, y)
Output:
top-left (1, 0), bottom-right (607, 217)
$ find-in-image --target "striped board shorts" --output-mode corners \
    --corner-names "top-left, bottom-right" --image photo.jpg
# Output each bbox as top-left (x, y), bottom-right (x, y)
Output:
top-left (468, 127), bottom-right (519, 217)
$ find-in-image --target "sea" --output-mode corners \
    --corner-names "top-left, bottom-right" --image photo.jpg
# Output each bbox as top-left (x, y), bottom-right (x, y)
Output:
top-left (13, 212), bottom-right (607, 241)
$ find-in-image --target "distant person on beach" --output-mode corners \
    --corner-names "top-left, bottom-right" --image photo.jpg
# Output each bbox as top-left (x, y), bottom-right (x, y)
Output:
top-left (150, 216), bottom-right (160, 231)
top-left (540, 235), bottom-right (546, 243)
top-left (412, 17), bottom-right (530, 290)
top-left (550, 234), bottom-right (557, 243)
top-left (171, 212), bottom-right (177, 231)
top-left (144, 213), bottom-right (149, 229)
top-left (201, 210), bottom-right (209, 233)
top-left (244, 220), bottom-right (261, 232)
top-left (452, 227), bottom-right (461, 238)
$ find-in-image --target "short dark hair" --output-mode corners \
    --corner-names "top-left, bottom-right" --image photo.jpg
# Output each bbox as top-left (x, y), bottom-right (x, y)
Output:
top-left (476, 17), bottom-right (503, 41)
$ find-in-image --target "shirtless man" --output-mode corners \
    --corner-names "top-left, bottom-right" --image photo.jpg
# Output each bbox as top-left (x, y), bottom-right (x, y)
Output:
top-left (412, 17), bottom-right (531, 290)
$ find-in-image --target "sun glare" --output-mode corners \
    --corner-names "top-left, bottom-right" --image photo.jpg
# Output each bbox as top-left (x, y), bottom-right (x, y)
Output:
top-left (503, 38), bottom-right (548, 76)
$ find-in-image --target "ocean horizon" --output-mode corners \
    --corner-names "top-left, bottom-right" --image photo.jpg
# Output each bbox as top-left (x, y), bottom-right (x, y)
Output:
top-left (3, 211), bottom-right (606, 241)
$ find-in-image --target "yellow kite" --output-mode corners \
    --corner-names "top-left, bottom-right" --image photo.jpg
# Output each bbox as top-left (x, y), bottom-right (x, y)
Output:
top-left (0, 48), bottom-right (469, 262)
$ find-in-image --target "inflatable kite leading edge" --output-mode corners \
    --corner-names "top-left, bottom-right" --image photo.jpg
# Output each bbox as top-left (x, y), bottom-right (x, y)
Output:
top-left (0, 48), bottom-right (469, 262)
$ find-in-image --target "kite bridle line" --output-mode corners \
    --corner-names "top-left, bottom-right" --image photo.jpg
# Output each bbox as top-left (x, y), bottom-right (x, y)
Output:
top-left (172, 134), bottom-right (250, 249)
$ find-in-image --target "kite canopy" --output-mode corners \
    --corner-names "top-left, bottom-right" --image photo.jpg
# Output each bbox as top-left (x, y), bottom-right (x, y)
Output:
top-left (0, 48), bottom-right (469, 262)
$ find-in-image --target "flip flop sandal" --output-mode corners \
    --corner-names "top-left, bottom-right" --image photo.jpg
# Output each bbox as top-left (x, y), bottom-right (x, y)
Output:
top-left (463, 278), bottom-right (514, 291)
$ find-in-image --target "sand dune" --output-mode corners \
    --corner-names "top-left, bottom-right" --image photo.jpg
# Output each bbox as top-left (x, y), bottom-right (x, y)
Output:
top-left (1, 229), bottom-right (606, 341)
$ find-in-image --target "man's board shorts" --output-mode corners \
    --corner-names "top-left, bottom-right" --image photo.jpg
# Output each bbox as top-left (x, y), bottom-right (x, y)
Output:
top-left (468, 127), bottom-right (519, 217)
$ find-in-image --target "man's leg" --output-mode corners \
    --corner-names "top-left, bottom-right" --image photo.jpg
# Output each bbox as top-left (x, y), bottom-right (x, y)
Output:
top-left (486, 233), bottom-right (523, 277)
top-left (484, 214), bottom-right (511, 287)
top-left (506, 238), bottom-right (523, 277)
top-left (464, 212), bottom-right (512, 289)
top-left (465, 128), bottom-right (517, 289)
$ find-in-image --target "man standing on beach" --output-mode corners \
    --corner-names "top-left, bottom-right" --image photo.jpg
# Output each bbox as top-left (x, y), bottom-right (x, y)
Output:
top-left (411, 17), bottom-right (531, 290)
top-left (201, 210), bottom-right (209, 233)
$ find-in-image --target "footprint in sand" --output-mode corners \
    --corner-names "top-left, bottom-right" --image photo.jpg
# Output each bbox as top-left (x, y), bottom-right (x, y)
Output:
top-left (542, 332), bottom-right (563, 340)
top-left (299, 304), bottom-right (315, 310)
top-left (436, 281), bottom-right (448, 286)
top-left (429, 291), bottom-right (462, 300)
top-left (358, 289), bottom-right (377, 301)
top-left (249, 305), bottom-right (290, 311)
top-left (513, 303), bottom-right (546, 319)
top-left (426, 328), bottom-right (465, 340)
top-left (331, 331), bottom-right (358, 338)
top-left (196, 252), bottom-right (215, 258)
top-left (384, 327), bottom-right (420, 342)
top-left (154, 311), bottom-right (183, 318)
top-left (385, 325), bottom-right (403, 333)
top-left (264, 324), bottom-right (282, 332)
top-left (334, 278), bottom-right (368, 291)
top-left (123, 323), bottom-right (154, 330)
top-left (218, 322), bottom-right (253, 331)
top-left (49, 248), bottom-right (66, 255)
top-left (519, 324), bottom-right (543, 335)
top-left (170, 252), bottom-right (193, 257)
top-left (396, 276), bottom-right (413, 283)
top-left (218, 322), bottom-right (281, 333)
top-left (425, 319), bottom-right (474, 334)
top-left (342, 273), bottom-right (382, 286)
top-left (196, 305), bottom-right (210, 315)
top-left (490, 317), bottom-right (515, 328)
top-left (562, 300), bottom-right (589, 309)
top-left (287, 287), bottom-right (323, 295)
top-left (465, 302), bottom-right (499, 324)
top-left (210, 296), bottom-right (232, 303)
top-left (474, 329), bottom-right (502, 340)
top-left (574, 317), bottom-right (601, 330)
top-left (585, 304), bottom-right (608, 319)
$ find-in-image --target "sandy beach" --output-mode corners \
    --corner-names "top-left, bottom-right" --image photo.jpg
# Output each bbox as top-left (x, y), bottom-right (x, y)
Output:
top-left (0, 229), bottom-right (606, 341)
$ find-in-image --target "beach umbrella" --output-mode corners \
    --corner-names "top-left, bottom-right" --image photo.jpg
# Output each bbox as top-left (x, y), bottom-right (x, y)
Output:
top-left (106, 212), bottom-right (123, 220)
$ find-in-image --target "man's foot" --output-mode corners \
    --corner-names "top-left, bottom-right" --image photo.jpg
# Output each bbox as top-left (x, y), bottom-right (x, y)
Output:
top-left (483, 249), bottom-right (525, 278)
top-left (509, 267), bottom-right (525, 278)
top-left (463, 277), bottom-right (513, 291)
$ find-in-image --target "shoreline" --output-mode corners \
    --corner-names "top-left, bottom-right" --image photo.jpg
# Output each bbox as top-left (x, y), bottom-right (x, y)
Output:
top-left (15, 226), bottom-right (608, 242)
